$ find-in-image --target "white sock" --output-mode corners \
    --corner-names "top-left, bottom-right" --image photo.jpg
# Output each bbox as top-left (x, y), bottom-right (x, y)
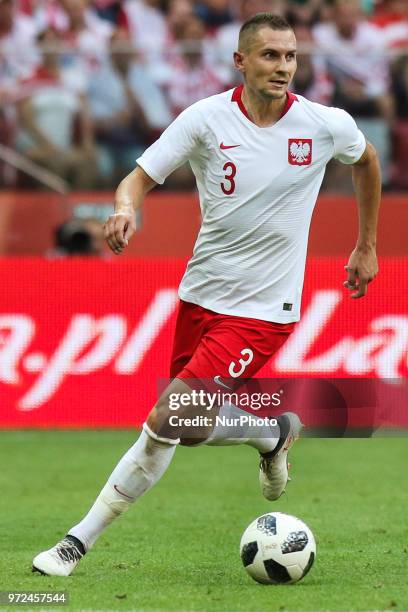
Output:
top-left (69, 429), bottom-right (177, 551)
top-left (204, 402), bottom-right (280, 454)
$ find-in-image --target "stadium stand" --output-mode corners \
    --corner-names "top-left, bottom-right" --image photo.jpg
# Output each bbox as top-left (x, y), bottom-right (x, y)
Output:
top-left (0, 0), bottom-right (407, 190)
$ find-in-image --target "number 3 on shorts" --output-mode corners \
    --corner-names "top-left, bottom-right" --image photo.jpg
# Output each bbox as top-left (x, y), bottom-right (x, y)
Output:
top-left (228, 348), bottom-right (254, 378)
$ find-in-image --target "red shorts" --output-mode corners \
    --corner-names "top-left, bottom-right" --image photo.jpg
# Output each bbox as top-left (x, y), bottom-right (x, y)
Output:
top-left (170, 300), bottom-right (295, 383)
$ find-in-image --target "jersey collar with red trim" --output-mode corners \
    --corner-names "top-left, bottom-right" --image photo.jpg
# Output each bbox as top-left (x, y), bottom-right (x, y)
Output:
top-left (231, 84), bottom-right (298, 123)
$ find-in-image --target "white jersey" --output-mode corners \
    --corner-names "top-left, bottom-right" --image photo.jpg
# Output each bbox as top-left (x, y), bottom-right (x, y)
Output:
top-left (136, 86), bottom-right (366, 323)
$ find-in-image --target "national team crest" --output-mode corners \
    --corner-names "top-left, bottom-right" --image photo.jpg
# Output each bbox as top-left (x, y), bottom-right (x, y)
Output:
top-left (288, 139), bottom-right (312, 166)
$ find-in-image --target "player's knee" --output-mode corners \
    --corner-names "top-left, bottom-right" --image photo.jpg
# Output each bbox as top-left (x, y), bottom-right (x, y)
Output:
top-left (145, 397), bottom-right (180, 443)
top-left (149, 399), bottom-right (189, 428)
top-left (147, 402), bottom-right (163, 430)
top-left (147, 378), bottom-right (215, 443)
top-left (147, 380), bottom-right (188, 431)
top-left (147, 397), bottom-right (211, 444)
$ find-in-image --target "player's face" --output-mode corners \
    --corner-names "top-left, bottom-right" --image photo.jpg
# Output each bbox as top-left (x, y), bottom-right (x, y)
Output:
top-left (235, 28), bottom-right (297, 100)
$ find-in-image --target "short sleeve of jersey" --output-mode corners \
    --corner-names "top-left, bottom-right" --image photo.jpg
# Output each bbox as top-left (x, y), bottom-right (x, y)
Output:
top-left (328, 108), bottom-right (366, 165)
top-left (136, 102), bottom-right (203, 184)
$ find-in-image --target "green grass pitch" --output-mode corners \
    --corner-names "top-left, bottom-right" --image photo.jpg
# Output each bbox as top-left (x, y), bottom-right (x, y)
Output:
top-left (0, 431), bottom-right (407, 611)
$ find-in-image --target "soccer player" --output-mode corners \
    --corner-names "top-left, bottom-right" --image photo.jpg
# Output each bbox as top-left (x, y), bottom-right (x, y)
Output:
top-left (33, 13), bottom-right (380, 576)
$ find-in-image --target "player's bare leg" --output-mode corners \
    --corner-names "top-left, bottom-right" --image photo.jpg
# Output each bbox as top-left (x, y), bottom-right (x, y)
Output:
top-left (32, 379), bottom-right (301, 576)
top-left (149, 382), bottom-right (304, 501)
top-left (32, 378), bottom-right (211, 576)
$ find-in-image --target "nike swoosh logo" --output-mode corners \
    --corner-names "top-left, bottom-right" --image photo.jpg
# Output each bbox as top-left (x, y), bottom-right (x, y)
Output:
top-left (214, 375), bottom-right (233, 390)
top-left (114, 484), bottom-right (135, 500)
top-left (220, 142), bottom-right (241, 150)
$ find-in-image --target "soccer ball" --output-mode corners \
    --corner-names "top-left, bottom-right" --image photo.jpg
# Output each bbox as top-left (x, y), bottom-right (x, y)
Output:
top-left (240, 512), bottom-right (316, 584)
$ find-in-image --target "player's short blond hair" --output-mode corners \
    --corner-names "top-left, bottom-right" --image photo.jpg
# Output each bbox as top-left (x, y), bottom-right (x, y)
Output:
top-left (238, 13), bottom-right (293, 52)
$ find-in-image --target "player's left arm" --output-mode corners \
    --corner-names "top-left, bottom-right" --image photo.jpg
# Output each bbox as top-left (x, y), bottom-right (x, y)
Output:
top-left (344, 141), bottom-right (381, 299)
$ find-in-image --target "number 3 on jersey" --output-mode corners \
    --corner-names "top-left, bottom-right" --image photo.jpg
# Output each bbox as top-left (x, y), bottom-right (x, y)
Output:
top-left (221, 161), bottom-right (237, 195)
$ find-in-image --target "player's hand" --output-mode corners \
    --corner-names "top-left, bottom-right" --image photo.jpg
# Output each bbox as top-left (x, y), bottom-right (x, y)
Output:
top-left (104, 209), bottom-right (136, 255)
top-left (343, 246), bottom-right (378, 299)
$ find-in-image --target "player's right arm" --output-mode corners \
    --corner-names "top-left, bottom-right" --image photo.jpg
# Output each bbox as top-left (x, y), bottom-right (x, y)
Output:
top-left (104, 100), bottom-right (204, 254)
top-left (104, 166), bottom-right (157, 254)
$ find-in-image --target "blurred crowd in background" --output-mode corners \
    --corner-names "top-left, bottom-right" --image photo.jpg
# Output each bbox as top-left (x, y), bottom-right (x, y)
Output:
top-left (0, 0), bottom-right (407, 191)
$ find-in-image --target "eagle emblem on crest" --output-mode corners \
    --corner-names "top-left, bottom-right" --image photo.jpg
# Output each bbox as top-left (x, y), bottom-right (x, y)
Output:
top-left (288, 138), bottom-right (312, 165)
